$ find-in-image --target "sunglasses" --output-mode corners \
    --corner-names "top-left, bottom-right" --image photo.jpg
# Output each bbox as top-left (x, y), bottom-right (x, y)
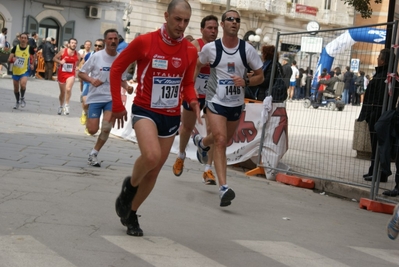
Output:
top-left (225, 17), bottom-right (241, 23)
top-left (94, 44), bottom-right (103, 47)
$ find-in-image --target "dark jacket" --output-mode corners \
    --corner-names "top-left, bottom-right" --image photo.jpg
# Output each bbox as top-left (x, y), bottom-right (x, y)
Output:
top-left (253, 60), bottom-right (284, 101)
top-left (348, 75), bottom-right (356, 94)
top-left (358, 65), bottom-right (398, 123)
top-left (343, 71), bottom-right (353, 89)
top-left (42, 41), bottom-right (55, 62)
top-left (319, 75), bottom-right (341, 93)
top-left (282, 63), bottom-right (292, 89)
top-left (28, 38), bottom-right (37, 49)
top-left (12, 37), bottom-right (19, 48)
top-left (354, 75), bottom-right (364, 87)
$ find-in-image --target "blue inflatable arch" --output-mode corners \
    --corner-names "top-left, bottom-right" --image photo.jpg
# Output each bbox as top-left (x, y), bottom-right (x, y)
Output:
top-left (311, 27), bottom-right (386, 89)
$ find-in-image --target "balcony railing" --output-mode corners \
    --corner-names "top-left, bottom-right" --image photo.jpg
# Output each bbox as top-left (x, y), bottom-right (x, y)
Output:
top-left (199, 0), bottom-right (353, 27)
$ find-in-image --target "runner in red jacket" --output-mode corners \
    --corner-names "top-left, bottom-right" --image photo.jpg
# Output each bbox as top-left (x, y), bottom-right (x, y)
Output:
top-left (110, 0), bottom-right (201, 237)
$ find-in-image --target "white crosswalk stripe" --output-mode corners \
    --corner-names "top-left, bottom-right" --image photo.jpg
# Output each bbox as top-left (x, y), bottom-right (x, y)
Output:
top-left (2, 235), bottom-right (399, 267)
top-left (350, 246), bottom-right (399, 265)
top-left (0, 235), bottom-right (77, 267)
top-left (235, 240), bottom-right (350, 267)
top-left (102, 235), bottom-right (226, 267)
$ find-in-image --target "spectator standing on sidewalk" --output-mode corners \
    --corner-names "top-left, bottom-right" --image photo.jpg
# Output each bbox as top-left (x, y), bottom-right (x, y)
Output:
top-left (42, 37), bottom-right (56, 80)
top-left (281, 57), bottom-right (291, 95)
top-left (7, 32), bottom-right (35, 109)
top-left (12, 32), bottom-right (20, 48)
top-left (192, 9), bottom-right (263, 207)
top-left (173, 14), bottom-right (219, 185)
top-left (288, 60), bottom-right (299, 101)
top-left (0, 27), bottom-right (8, 77)
top-left (79, 29), bottom-right (131, 167)
top-left (110, 0), bottom-right (201, 236)
top-left (342, 66), bottom-right (353, 104)
top-left (358, 48), bottom-right (398, 183)
top-left (117, 34), bottom-right (128, 53)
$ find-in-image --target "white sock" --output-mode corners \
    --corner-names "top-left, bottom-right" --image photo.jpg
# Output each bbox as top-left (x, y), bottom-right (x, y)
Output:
top-left (199, 139), bottom-right (208, 149)
top-left (220, 184), bottom-right (228, 190)
top-left (178, 152), bottom-right (186, 159)
top-left (90, 149), bottom-right (98, 155)
top-left (204, 164), bottom-right (211, 172)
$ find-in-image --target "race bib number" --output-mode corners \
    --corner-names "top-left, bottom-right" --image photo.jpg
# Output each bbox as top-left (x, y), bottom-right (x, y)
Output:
top-left (151, 77), bottom-right (181, 108)
top-left (14, 57), bottom-right (25, 68)
top-left (217, 79), bottom-right (242, 103)
top-left (194, 73), bottom-right (209, 95)
top-left (62, 63), bottom-right (73, 72)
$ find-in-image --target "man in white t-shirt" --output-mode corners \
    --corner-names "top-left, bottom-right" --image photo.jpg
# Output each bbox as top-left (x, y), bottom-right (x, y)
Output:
top-left (193, 9), bottom-right (264, 207)
top-left (288, 60), bottom-right (299, 101)
top-left (0, 27), bottom-right (8, 76)
top-left (78, 29), bottom-right (131, 167)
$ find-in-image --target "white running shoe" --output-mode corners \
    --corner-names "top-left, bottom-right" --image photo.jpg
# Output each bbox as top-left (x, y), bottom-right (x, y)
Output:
top-left (57, 106), bottom-right (63, 115)
top-left (64, 105), bottom-right (70, 115)
top-left (387, 204), bottom-right (399, 240)
top-left (13, 101), bottom-right (20, 109)
top-left (20, 98), bottom-right (26, 108)
top-left (88, 154), bottom-right (101, 167)
top-left (193, 134), bottom-right (210, 164)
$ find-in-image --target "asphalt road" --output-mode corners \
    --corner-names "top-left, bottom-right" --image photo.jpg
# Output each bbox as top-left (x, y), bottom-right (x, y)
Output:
top-left (0, 77), bottom-right (398, 267)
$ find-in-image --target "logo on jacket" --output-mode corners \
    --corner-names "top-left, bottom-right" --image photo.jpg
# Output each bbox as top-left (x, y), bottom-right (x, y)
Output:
top-left (172, 57), bottom-right (182, 68)
top-left (153, 54), bottom-right (165, 59)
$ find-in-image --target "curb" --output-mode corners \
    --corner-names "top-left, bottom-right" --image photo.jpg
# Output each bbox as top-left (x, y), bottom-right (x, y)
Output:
top-left (359, 198), bottom-right (396, 214)
top-left (241, 164), bottom-right (397, 206)
top-left (313, 179), bottom-right (370, 201)
top-left (276, 173), bottom-right (315, 189)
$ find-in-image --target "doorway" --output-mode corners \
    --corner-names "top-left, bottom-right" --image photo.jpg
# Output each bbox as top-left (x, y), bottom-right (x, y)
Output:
top-left (0, 13), bottom-right (4, 30)
top-left (38, 18), bottom-right (59, 49)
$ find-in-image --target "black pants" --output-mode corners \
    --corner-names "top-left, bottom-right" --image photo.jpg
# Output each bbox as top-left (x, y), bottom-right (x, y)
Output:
top-left (352, 92), bottom-right (360, 105)
top-left (44, 61), bottom-right (54, 80)
top-left (367, 111), bottom-right (387, 181)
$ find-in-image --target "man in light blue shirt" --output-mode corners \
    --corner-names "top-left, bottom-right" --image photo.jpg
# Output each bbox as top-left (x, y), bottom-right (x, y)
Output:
top-left (117, 34), bottom-right (128, 53)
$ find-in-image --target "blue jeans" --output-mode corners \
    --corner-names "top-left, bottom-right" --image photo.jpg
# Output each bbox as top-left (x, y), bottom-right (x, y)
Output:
top-left (293, 86), bottom-right (301, 100)
top-left (342, 89), bottom-right (349, 104)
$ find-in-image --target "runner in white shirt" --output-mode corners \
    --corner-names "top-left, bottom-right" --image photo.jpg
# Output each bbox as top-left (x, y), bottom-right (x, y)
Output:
top-left (193, 10), bottom-right (263, 207)
top-left (79, 29), bottom-right (132, 167)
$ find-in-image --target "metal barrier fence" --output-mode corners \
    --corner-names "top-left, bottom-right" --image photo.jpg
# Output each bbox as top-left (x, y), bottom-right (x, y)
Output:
top-left (256, 21), bottom-right (399, 204)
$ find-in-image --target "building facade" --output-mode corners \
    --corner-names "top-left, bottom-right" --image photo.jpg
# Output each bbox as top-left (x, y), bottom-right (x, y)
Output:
top-left (124, 0), bottom-right (355, 42)
top-left (0, 0), bottom-right (130, 48)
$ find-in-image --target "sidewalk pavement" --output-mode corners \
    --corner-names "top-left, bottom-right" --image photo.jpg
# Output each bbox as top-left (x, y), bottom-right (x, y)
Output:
top-left (0, 75), bottom-right (391, 203)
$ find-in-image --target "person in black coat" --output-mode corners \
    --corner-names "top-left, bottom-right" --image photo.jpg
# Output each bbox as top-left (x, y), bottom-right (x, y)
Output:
top-left (281, 57), bottom-right (292, 92)
top-left (42, 37), bottom-right (56, 80)
top-left (253, 45), bottom-right (284, 101)
top-left (358, 48), bottom-right (399, 183)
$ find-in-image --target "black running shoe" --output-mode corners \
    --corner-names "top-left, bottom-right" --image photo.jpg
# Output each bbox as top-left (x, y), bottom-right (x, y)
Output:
top-left (115, 176), bottom-right (137, 219)
top-left (125, 213), bottom-right (143, 236)
top-left (219, 187), bottom-right (235, 207)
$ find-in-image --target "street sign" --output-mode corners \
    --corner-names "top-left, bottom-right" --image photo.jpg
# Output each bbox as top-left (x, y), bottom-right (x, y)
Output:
top-left (350, 58), bottom-right (360, 72)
